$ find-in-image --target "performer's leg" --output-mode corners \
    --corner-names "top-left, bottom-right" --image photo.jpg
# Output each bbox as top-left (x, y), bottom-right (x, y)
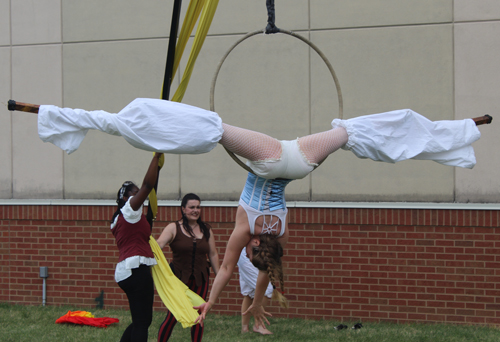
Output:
top-left (188, 276), bottom-right (209, 342)
top-left (220, 124), bottom-right (281, 161)
top-left (298, 127), bottom-right (348, 164)
top-left (241, 296), bottom-right (252, 333)
top-left (330, 109), bottom-right (484, 168)
top-left (118, 265), bottom-right (154, 342)
top-left (158, 311), bottom-right (177, 342)
top-left (120, 324), bottom-right (134, 342)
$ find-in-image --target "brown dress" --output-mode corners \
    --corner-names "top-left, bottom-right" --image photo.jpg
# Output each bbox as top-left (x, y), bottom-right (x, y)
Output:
top-left (170, 221), bottom-right (210, 286)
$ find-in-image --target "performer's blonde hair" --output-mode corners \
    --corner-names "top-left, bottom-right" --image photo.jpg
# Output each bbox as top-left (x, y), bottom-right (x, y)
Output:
top-left (251, 235), bottom-right (288, 309)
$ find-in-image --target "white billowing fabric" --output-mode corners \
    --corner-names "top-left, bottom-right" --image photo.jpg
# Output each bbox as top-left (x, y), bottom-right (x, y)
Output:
top-left (246, 139), bottom-right (317, 180)
top-left (38, 98), bottom-right (224, 154)
top-left (331, 109), bottom-right (481, 169)
top-left (237, 248), bottom-right (273, 299)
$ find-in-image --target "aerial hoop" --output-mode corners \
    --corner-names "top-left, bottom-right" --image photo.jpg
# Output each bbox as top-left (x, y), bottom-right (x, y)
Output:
top-left (210, 28), bottom-right (344, 174)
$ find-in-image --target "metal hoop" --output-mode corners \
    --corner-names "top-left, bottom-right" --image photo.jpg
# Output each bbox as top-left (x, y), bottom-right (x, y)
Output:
top-left (210, 28), bottom-right (344, 173)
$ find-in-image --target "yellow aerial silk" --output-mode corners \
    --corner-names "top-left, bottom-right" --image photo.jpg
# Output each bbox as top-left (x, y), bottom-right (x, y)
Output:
top-left (149, 236), bottom-right (205, 328)
top-left (146, 153), bottom-right (164, 223)
top-left (149, 0), bottom-right (219, 221)
top-left (162, 0), bottom-right (220, 103)
top-left (147, 2), bottom-right (218, 328)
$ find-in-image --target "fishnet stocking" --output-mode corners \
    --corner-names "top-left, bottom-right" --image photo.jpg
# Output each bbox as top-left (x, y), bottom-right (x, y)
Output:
top-left (220, 124), bottom-right (281, 161)
top-left (298, 127), bottom-right (348, 164)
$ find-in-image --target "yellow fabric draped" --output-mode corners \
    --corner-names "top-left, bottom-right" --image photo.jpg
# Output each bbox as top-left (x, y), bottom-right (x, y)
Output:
top-left (146, 153), bottom-right (164, 222)
top-left (149, 236), bottom-right (205, 328)
top-left (170, 0), bottom-right (219, 103)
top-left (146, 4), bottom-right (217, 327)
top-left (150, 0), bottom-right (218, 222)
top-left (170, 0), bottom-right (206, 82)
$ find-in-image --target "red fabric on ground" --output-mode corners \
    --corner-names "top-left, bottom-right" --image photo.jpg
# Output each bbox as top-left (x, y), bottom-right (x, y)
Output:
top-left (55, 310), bottom-right (119, 328)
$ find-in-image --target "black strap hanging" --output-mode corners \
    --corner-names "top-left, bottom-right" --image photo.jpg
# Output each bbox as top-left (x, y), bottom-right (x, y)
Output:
top-left (265, 0), bottom-right (280, 34)
top-left (161, 0), bottom-right (183, 100)
top-left (147, 0), bottom-right (183, 228)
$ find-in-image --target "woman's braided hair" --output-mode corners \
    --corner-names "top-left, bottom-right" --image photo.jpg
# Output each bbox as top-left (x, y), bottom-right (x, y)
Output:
top-left (251, 234), bottom-right (288, 308)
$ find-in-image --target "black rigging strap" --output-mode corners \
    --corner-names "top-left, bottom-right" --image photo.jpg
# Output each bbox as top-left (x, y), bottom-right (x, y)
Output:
top-left (147, 0), bottom-right (182, 228)
top-left (162, 0), bottom-right (183, 100)
top-left (265, 0), bottom-right (280, 34)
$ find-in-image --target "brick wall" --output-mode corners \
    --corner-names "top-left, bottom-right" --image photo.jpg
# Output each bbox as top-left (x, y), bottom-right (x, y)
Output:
top-left (1, 204), bottom-right (499, 325)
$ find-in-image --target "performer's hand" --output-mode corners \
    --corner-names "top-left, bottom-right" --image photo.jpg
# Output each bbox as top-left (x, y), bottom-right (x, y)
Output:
top-left (194, 302), bottom-right (213, 327)
top-left (154, 152), bottom-right (164, 168)
top-left (242, 303), bottom-right (271, 328)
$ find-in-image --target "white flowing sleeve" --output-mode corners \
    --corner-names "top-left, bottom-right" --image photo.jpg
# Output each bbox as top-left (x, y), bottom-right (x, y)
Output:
top-left (38, 98), bottom-right (223, 155)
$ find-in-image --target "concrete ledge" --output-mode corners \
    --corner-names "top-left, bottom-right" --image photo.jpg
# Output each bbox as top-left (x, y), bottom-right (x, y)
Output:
top-left (0, 199), bottom-right (499, 210)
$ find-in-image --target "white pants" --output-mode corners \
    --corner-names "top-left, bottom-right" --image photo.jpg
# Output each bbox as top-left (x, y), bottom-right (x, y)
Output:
top-left (38, 98), bottom-right (223, 154)
top-left (332, 109), bottom-right (481, 169)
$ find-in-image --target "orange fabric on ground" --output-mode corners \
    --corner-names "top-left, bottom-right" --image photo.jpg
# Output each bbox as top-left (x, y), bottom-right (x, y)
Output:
top-left (55, 310), bottom-right (119, 328)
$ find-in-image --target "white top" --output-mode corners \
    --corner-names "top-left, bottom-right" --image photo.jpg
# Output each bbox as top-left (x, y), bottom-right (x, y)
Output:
top-left (237, 248), bottom-right (273, 299)
top-left (110, 198), bottom-right (156, 283)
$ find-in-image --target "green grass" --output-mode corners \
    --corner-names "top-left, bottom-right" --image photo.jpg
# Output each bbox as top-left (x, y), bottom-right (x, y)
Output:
top-left (1, 302), bottom-right (500, 341)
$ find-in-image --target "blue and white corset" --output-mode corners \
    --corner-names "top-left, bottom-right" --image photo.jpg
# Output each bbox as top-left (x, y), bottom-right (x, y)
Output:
top-left (239, 172), bottom-right (293, 212)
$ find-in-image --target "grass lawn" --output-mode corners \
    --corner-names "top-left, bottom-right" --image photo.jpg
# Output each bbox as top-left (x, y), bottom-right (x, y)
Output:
top-left (1, 303), bottom-right (499, 342)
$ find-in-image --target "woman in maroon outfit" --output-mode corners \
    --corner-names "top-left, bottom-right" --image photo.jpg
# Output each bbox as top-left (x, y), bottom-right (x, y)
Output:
top-left (110, 152), bottom-right (163, 342)
top-left (156, 193), bottom-right (220, 342)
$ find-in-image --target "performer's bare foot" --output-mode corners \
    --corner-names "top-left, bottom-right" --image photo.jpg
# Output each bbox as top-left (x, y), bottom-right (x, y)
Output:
top-left (241, 325), bottom-right (250, 334)
top-left (253, 325), bottom-right (273, 335)
top-left (472, 114), bottom-right (493, 125)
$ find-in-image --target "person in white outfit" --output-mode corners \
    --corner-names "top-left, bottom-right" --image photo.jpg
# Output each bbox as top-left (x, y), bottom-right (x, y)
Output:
top-left (237, 248), bottom-right (274, 335)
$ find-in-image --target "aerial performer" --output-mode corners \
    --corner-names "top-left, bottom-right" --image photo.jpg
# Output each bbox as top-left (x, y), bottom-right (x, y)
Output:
top-left (191, 110), bottom-right (490, 327)
top-left (8, 98), bottom-right (490, 169)
top-left (8, 98), bottom-right (492, 327)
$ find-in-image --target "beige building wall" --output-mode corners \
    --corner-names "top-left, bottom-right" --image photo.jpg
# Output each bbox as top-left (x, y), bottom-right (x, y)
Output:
top-left (1, 0), bottom-right (498, 202)
top-left (454, 0), bottom-right (500, 203)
